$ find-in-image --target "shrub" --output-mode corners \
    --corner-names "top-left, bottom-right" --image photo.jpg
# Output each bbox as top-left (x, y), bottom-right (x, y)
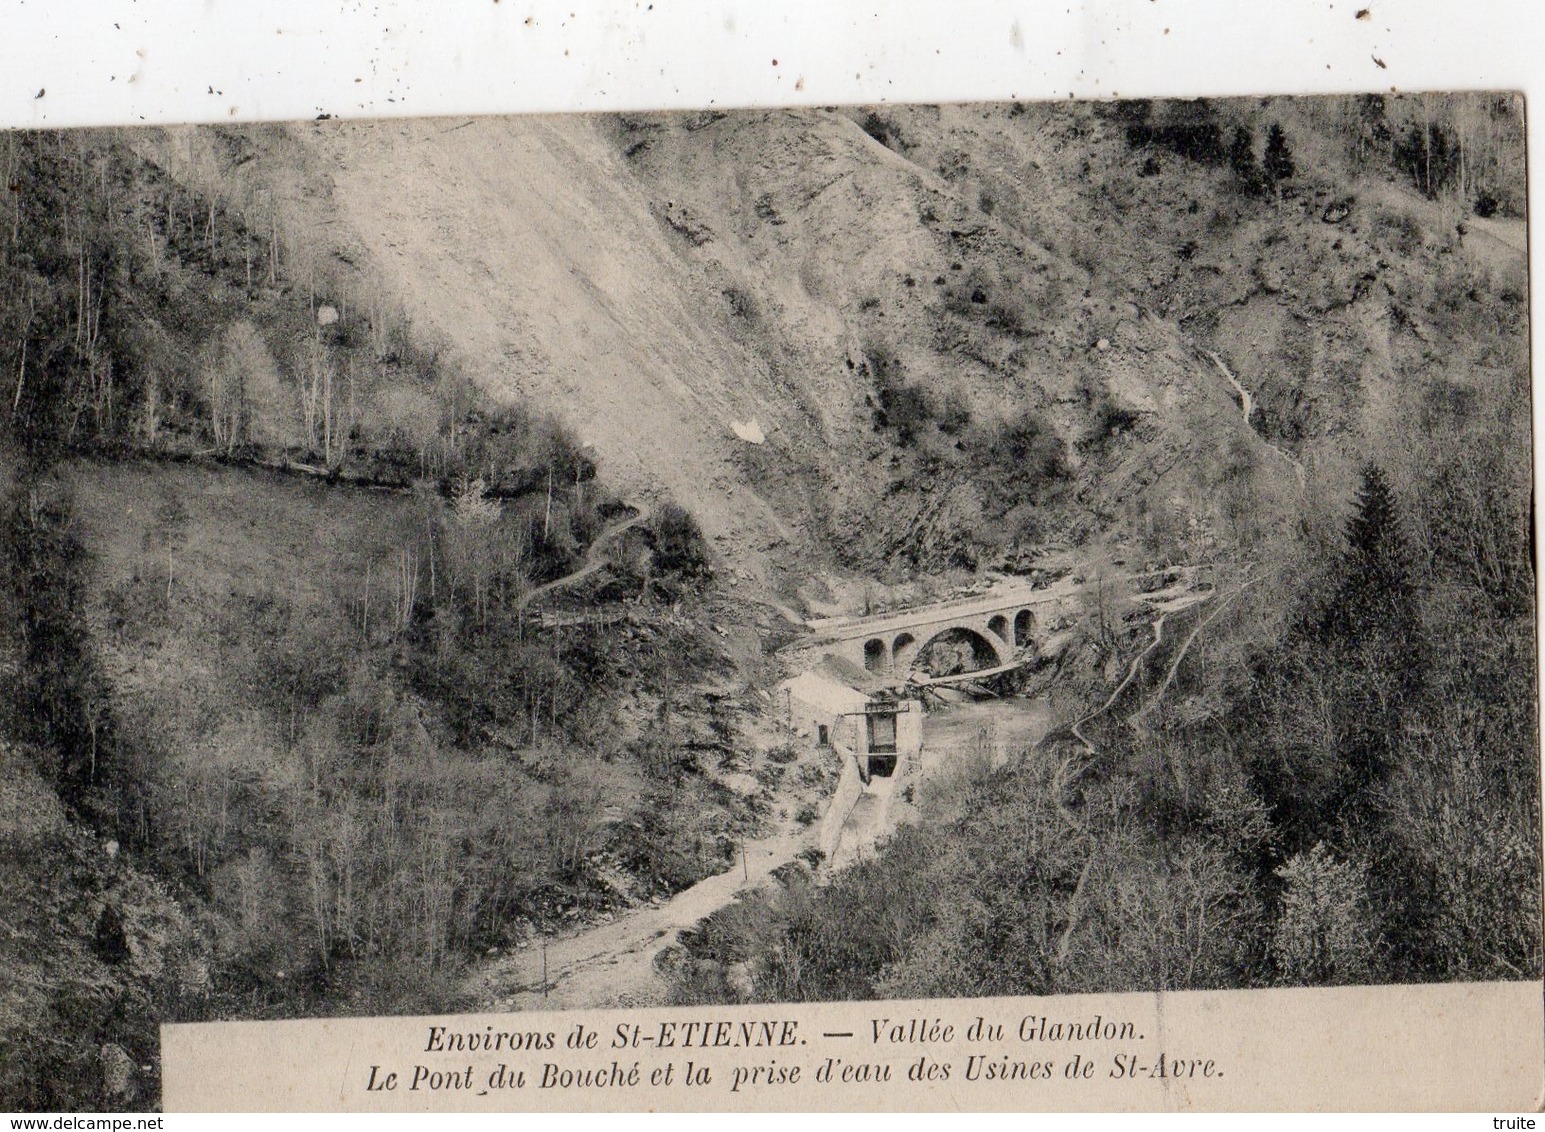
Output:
top-left (648, 502), bottom-right (711, 579)
top-left (874, 378), bottom-right (934, 445)
top-left (722, 286), bottom-right (757, 321)
top-left (1084, 391), bottom-right (1142, 453)
top-left (796, 846), bottom-right (826, 870)
top-left (858, 111), bottom-right (905, 151)
top-left (865, 342), bottom-right (937, 445)
top-left (1125, 98), bottom-right (1225, 165)
top-left (1371, 207), bottom-right (1424, 257)
top-left (984, 407), bottom-right (1068, 505)
top-left (766, 743), bottom-right (798, 765)
top-left (938, 388), bottom-right (972, 435)
top-left (1270, 843), bottom-right (1378, 985)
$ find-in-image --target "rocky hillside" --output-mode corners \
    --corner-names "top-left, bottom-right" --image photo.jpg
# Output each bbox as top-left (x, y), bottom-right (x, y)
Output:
top-left (130, 94), bottom-right (1522, 609)
top-left (118, 106), bottom-right (1291, 601)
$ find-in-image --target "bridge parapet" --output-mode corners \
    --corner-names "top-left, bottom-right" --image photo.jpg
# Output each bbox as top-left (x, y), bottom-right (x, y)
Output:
top-left (805, 577), bottom-right (1078, 641)
top-left (795, 565), bottom-right (1213, 681)
top-left (814, 593), bottom-right (1071, 680)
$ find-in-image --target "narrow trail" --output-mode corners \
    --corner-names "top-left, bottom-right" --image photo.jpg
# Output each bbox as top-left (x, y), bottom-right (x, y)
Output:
top-left (827, 785), bottom-right (886, 872)
top-left (1128, 576), bottom-right (1261, 729)
top-left (1466, 215), bottom-right (1527, 256)
top-left (1048, 569), bottom-right (1261, 757)
top-left (465, 822), bottom-right (808, 1011)
top-left (1065, 613), bottom-right (1169, 755)
top-left (1051, 752), bottom-right (1096, 966)
top-left (516, 502), bottom-right (652, 611)
top-left (1205, 351), bottom-right (1307, 492)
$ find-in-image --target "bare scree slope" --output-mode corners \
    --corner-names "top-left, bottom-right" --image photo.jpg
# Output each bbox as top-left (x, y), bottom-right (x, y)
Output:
top-left (151, 104), bottom-right (1330, 592)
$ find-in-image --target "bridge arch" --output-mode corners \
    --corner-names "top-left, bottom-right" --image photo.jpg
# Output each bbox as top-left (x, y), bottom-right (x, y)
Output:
top-left (987, 614), bottom-right (1009, 643)
top-left (863, 637), bottom-right (888, 673)
top-left (901, 624), bottom-right (1013, 679)
top-left (1014, 608), bottom-right (1034, 647)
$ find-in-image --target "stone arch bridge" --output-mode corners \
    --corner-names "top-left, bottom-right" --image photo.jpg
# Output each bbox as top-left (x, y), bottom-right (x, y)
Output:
top-left (804, 582), bottom-right (1080, 682)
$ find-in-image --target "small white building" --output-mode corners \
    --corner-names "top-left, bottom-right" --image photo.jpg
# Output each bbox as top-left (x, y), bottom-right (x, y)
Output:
top-left (779, 658), bottom-right (923, 780)
top-left (782, 666), bottom-right (869, 750)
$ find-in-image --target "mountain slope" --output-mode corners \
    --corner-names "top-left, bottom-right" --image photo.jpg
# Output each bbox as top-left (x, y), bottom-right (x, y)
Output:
top-left (194, 108), bottom-right (1286, 598)
top-left (128, 95), bottom-right (1523, 611)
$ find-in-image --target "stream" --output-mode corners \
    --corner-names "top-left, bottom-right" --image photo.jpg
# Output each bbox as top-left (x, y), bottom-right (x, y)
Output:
top-left (464, 695), bottom-right (1057, 1011)
top-left (920, 696), bottom-right (1054, 768)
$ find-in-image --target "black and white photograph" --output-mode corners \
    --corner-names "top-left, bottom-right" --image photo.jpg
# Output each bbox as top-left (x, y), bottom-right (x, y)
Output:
top-left (0, 85), bottom-right (1536, 1110)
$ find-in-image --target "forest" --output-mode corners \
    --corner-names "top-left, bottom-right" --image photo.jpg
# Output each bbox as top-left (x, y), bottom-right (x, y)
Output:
top-left (663, 94), bottom-right (1538, 1005)
top-left (0, 127), bottom-right (734, 1109)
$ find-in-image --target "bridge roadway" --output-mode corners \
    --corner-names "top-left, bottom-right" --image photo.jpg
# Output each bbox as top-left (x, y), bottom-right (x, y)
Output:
top-left (801, 567), bottom-right (1208, 681)
top-left (806, 575), bottom-right (1079, 637)
top-left (804, 574), bottom-right (1085, 677)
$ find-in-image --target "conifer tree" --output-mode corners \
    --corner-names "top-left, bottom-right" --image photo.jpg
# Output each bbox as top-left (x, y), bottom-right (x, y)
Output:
top-left (1263, 123), bottom-right (1295, 200)
top-left (1321, 463), bottom-right (1417, 649)
top-left (1315, 463), bottom-right (1423, 796)
top-left (1228, 125), bottom-right (1260, 194)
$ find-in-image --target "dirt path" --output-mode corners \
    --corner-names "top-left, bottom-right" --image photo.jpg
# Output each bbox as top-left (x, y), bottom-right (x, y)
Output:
top-left (1052, 579), bottom-right (1215, 755)
top-left (1206, 351), bottom-right (1306, 491)
top-left (465, 822), bottom-right (809, 1012)
top-left (1066, 613), bottom-right (1168, 755)
top-left (517, 503), bottom-right (651, 611)
top-left (1467, 215), bottom-right (1527, 258)
top-left (825, 775), bottom-right (896, 872)
top-left (1128, 576), bottom-right (1261, 729)
top-left (1363, 180), bottom-right (1526, 273)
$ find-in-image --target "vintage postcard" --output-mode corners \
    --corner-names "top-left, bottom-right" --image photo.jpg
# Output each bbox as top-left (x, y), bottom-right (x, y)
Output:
top-left (0, 91), bottom-right (1536, 1111)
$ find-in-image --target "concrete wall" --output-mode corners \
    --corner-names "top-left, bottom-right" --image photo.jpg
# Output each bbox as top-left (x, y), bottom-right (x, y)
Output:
top-left (896, 699), bottom-right (923, 755)
top-left (818, 741), bottom-right (866, 864)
